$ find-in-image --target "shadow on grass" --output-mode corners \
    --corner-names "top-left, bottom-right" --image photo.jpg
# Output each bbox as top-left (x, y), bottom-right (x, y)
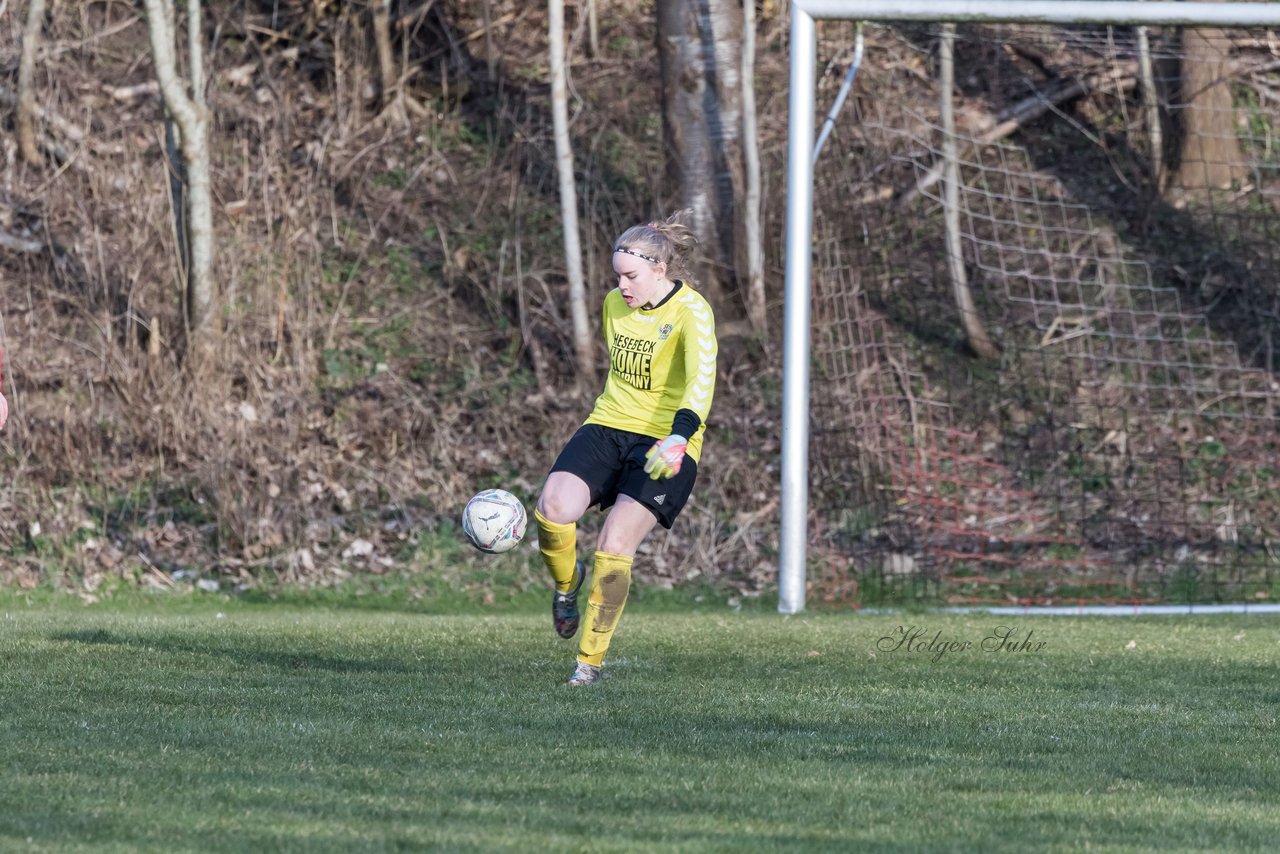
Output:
top-left (229, 577), bottom-right (771, 615)
top-left (50, 628), bottom-right (418, 675)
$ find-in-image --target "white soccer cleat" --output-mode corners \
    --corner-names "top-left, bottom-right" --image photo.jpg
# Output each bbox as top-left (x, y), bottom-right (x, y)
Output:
top-left (566, 661), bottom-right (601, 686)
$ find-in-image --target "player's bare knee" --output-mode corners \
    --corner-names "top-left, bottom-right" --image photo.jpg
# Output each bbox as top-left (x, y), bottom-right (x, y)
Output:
top-left (595, 531), bottom-right (638, 556)
top-left (537, 491), bottom-right (575, 525)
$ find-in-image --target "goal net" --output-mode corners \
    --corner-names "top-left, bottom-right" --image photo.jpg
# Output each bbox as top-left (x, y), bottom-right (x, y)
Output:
top-left (794, 7), bottom-right (1280, 609)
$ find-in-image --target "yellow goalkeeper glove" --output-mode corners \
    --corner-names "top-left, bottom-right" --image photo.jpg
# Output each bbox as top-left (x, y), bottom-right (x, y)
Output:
top-left (644, 434), bottom-right (688, 481)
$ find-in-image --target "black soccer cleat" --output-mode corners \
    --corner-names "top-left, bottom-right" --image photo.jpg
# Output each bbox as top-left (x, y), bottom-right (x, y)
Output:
top-left (552, 560), bottom-right (586, 639)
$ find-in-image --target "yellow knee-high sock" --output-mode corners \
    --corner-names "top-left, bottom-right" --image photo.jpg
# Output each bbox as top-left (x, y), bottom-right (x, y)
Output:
top-left (535, 508), bottom-right (578, 593)
top-left (577, 552), bottom-right (634, 667)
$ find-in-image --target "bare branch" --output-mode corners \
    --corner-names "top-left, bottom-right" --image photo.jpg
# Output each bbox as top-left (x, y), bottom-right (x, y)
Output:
top-left (898, 64), bottom-right (1137, 209)
top-left (102, 81), bottom-right (162, 102)
top-left (0, 230), bottom-right (43, 254)
top-left (0, 84), bottom-right (86, 143)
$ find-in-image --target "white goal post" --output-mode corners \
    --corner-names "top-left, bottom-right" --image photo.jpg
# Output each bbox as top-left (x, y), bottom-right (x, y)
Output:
top-left (780, 0), bottom-right (1280, 614)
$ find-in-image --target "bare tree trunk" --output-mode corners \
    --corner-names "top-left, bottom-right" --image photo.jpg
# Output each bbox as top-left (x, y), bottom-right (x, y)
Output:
top-left (741, 0), bottom-right (765, 332)
top-left (1136, 25), bottom-right (1164, 192)
top-left (940, 25), bottom-right (998, 361)
top-left (1172, 24), bottom-right (1246, 193)
top-left (657, 0), bottom-right (744, 310)
top-left (587, 0), bottom-right (599, 59)
top-left (482, 0), bottom-right (497, 81)
top-left (144, 0), bottom-right (217, 362)
top-left (549, 0), bottom-right (594, 383)
top-left (372, 0), bottom-right (399, 110)
top-left (16, 0), bottom-right (48, 165)
top-left (164, 116), bottom-right (190, 287)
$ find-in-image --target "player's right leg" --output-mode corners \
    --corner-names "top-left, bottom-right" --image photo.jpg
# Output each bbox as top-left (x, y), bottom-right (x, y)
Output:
top-left (536, 471), bottom-right (590, 590)
top-left (538, 425), bottom-right (627, 640)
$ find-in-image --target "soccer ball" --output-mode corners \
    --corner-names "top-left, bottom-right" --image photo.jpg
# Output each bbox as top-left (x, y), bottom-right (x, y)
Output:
top-left (462, 488), bottom-right (527, 554)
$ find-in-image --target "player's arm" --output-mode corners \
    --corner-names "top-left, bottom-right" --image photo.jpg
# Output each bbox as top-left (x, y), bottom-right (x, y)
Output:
top-left (644, 296), bottom-right (718, 479)
top-left (678, 295), bottom-right (717, 430)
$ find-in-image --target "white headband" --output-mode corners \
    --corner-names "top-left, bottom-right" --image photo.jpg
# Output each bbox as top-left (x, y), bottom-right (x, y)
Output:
top-left (615, 246), bottom-right (659, 265)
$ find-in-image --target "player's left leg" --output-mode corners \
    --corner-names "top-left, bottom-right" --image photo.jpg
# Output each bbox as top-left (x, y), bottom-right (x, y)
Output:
top-left (570, 497), bottom-right (659, 684)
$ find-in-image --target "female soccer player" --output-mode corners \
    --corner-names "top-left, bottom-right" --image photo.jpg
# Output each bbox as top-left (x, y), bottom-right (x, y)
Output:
top-left (534, 211), bottom-right (718, 686)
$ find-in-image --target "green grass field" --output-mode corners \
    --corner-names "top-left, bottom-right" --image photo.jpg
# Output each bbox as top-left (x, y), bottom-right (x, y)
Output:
top-left (2, 592), bottom-right (1278, 852)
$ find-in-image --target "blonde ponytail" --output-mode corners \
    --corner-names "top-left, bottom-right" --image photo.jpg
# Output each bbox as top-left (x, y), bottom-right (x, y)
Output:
top-left (613, 209), bottom-right (700, 283)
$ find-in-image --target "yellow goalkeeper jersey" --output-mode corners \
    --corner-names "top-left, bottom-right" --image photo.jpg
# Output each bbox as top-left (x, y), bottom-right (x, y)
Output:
top-left (585, 281), bottom-right (718, 462)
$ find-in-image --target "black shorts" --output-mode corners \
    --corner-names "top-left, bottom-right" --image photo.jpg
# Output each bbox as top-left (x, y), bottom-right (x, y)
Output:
top-left (549, 424), bottom-right (698, 529)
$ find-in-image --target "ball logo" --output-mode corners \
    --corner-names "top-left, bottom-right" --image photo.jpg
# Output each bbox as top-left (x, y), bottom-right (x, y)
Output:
top-left (462, 489), bottom-right (527, 554)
